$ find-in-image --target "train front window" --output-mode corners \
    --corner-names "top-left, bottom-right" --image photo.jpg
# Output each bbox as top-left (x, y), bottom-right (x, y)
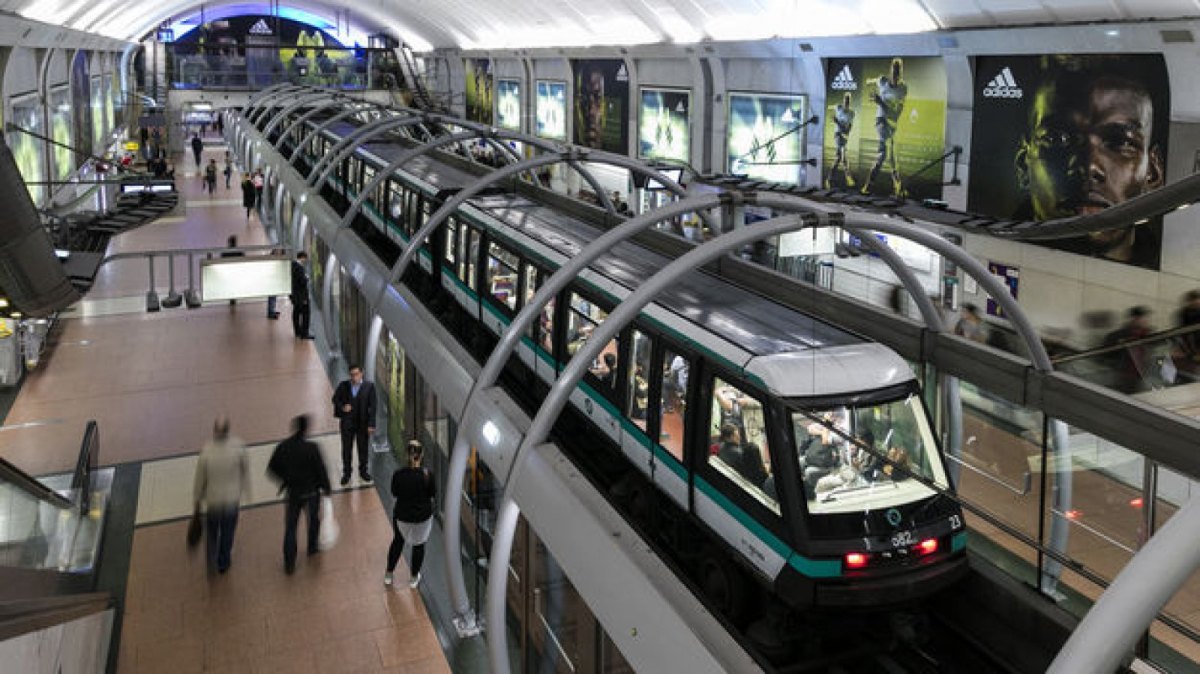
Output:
top-left (791, 392), bottom-right (947, 515)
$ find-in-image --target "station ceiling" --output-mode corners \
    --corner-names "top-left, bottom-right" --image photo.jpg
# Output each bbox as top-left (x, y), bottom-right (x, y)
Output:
top-left (8, 0), bottom-right (1200, 51)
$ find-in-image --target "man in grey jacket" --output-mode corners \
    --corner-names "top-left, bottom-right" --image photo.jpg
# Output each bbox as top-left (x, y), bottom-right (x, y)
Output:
top-left (193, 417), bottom-right (249, 574)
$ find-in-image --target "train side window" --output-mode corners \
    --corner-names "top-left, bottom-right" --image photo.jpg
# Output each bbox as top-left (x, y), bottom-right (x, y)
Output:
top-left (708, 378), bottom-right (778, 514)
top-left (626, 330), bottom-right (652, 430)
top-left (362, 165), bottom-right (375, 201)
top-left (486, 241), bottom-right (519, 311)
top-left (658, 350), bottom-right (689, 462)
top-left (524, 268), bottom-right (556, 353)
top-left (455, 220), bottom-right (469, 280)
top-left (466, 229), bottom-right (481, 292)
top-left (444, 218), bottom-right (458, 265)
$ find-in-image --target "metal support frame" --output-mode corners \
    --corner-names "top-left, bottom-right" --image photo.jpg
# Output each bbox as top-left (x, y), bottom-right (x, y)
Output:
top-left (247, 85), bottom-right (309, 126)
top-left (305, 110), bottom-right (415, 186)
top-left (484, 213), bottom-right (826, 674)
top-left (286, 103), bottom-right (385, 165)
top-left (1047, 496), bottom-right (1200, 673)
top-left (274, 98), bottom-right (359, 153)
top-left (260, 91), bottom-right (343, 141)
top-left (243, 82), bottom-right (295, 113)
top-left (363, 314), bottom-right (385, 383)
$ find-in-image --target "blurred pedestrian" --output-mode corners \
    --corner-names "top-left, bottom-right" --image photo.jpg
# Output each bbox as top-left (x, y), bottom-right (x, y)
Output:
top-left (241, 173), bottom-right (256, 220)
top-left (191, 133), bottom-right (203, 167)
top-left (1104, 306), bottom-right (1154, 393)
top-left (204, 158), bottom-right (218, 195)
top-left (384, 440), bottom-right (437, 589)
top-left (267, 414), bottom-right (332, 574)
top-left (223, 151), bottom-right (233, 189)
top-left (253, 169), bottom-right (265, 208)
top-left (954, 303), bottom-right (987, 343)
top-left (291, 252), bottom-right (313, 338)
top-left (192, 417), bottom-right (248, 574)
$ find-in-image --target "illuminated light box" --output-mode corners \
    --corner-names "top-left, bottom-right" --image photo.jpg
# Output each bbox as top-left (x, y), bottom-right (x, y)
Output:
top-left (200, 256), bottom-right (291, 302)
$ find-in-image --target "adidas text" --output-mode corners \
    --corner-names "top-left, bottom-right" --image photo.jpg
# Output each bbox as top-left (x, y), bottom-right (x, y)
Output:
top-left (982, 67), bottom-right (1023, 99)
top-left (831, 65), bottom-right (857, 91)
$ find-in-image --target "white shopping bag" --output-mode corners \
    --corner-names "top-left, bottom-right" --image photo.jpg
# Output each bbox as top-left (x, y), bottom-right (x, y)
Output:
top-left (318, 495), bottom-right (340, 550)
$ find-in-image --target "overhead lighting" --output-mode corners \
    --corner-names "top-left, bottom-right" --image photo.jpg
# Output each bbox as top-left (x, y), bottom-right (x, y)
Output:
top-left (10, 312), bottom-right (22, 319)
top-left (1105, 29), bottom-right (1120, 37)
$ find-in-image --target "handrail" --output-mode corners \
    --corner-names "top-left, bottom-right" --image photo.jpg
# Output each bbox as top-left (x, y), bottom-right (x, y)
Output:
top-left (1052, 322), bottom-right (1200, 366)
top-left (70, 421), bottom-right (98, 514)
top-left (0, 457), bottom-right (72, 510)
top-left (98, 243), bottom-right (288, 268)
top-left (0, 592), bottom-right (112, 642)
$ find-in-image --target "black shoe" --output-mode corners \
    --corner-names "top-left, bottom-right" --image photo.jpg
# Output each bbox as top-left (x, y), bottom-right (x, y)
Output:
top-left (284, 561), bottom-right (295, 574)
top-left (268, 313), bottom-right (280, 319)
top-left (340, 474), bottom-right (350, 487)
top-left (218, 564), bottom-right (230, 574)
top-left (360, 471), bottom-right (372, 483)
top-left (300, 334), bottom-right (315, 340)
top-left (307, 547), bottom-right (320, 556)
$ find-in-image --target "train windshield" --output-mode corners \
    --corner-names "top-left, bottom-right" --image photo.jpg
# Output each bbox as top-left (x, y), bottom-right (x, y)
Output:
top-left (790, 392), bottom-right (949, 515)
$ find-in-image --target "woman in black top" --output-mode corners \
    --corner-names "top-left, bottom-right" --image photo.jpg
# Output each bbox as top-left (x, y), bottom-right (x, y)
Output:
top-left (240, 174), bottom-right (256, 221)
top-left (385, 440), bottom-right (437, 588)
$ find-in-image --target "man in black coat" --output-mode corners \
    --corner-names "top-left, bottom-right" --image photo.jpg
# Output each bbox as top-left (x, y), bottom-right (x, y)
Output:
top-left (290, 252), bottom-right (312, 338)
top-left (331, 364), bottom-right (376, 485)
top-left (267, 415), bottom-right (331, 573)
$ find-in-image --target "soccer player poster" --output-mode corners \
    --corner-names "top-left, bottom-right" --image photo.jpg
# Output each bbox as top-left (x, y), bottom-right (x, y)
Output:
top-left (822, 57), bottom-right (947, 200)
top-left (968, 54), bottom-right (1169, 269)
top-left (571, 59), bottom-right (630, 154)
top-left (464, 58), bottom-right (493, 125)
top-left (496, 79), bottom-right (521, 131)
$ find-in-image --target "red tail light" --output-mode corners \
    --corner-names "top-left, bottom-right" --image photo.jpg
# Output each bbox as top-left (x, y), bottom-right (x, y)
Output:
top-left (917, 538), bottom-right (938, 556)
top-left (845, 552), bottom-right (868, 569)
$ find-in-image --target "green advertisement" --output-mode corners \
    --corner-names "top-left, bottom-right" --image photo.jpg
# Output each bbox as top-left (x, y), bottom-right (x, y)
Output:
top-left (50, 87), bottom-right (72, 181)
top-left (385, 335), bottom-right (406, 452)
top-left (91, 77), bottom-right (106, 151)
top-left (536, 80), bottom-right (566, 140)
top-left (639, 87), bottom-right (690, 163)
top-left (496, 79), bottom-right (521, 131)
top-left (822, 57), bottom-right (946, 200)
top-left (727, 92), bottom-right (806, 185)
top-left (465, 59), bottom-right (493, 125)
top-left (572, 59), bottom-right (630, 153)
top-left (104, 75), bottom-right (116, 145)
top-left (8, 98), bottom-right (45, 204)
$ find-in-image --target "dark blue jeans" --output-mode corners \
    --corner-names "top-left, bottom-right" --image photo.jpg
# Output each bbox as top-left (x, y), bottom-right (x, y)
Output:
top-left (205, 506), bottom-right (239, 573)
top-left (284, 492), bottom-right (320, 568)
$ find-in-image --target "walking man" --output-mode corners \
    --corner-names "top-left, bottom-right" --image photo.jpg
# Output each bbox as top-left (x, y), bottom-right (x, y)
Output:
top-left (290, 252), bottom-right (312, 338)
top-left (192, 417), bottom-right (248, 574)
top-left (332, 364), bottom-right (376, 485)
top-left (267, 415), bottom-right (331, 574)
top-left (191, 133), bottom-right (204, 168)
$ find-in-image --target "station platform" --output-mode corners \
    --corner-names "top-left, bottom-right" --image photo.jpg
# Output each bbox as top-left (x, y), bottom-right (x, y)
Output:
top-left (0, 137), bottom-right (453, 674)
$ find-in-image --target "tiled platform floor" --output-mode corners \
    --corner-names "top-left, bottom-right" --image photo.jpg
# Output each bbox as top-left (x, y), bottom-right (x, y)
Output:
top-left (119, 490), bottom-right (447, 674)
top-left (0, 140), bottom-right (450, 673)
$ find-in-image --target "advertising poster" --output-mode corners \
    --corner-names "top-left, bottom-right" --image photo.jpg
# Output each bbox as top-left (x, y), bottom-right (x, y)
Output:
top-left (572, 59), bottom-right (630, 153)
top-left (639, 87), bottom-right (690, 163)
top-left (536, 80), bottom-right (567, 140)
top-left (968, 54), bottom-right (1170, 270)
top-left (986, 261), bottom-right (1020, 318)
top-left (8, 97), bottom-right (45, 204)
top-left (726, 92), bottom-right (806, 184)
top-left (822, 57), bottom-right (946, 200)
top-left (91, 77), bottom-right (106, 150)
top-left (50, 87), bottom-right (73, 181)
top-left (464, 58), bottom-right (493, 125)
top-left (71, 52), bottom-right (93, 159)
top-left (384, 334), bottom-right (406, 452)
top-left (496, 78), bottom-right (521, 131)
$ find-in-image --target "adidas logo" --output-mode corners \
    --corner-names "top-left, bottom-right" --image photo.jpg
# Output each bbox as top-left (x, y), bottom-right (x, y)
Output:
top-left (675, 100), bottom-right (686, 113)
top-left (831, 65), bottom-right (857, 91)
top-left (249, 19), bottom-right (273, 36)
top-left (616, 64), bottom-right (629, 82)
top-left (982, 67), bottom-right (1023, 99)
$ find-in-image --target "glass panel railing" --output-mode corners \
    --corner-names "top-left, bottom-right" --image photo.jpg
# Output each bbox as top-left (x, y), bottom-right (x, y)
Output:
top-left (1054, 323), bottom-right (1200, 403)
top-left (0, 422), bottom-right (108, 574)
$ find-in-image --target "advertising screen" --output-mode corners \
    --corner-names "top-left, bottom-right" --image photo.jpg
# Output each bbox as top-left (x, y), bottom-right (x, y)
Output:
top-left (50, 87), bottom-right (73, 181)
top-left (464, 58), bottom-right (493, 124)
top-left (639, 87), bottom-right (690, 163)
top-left (536, 80), bottom-right (567, 140)
top-left (727, 92), bottom-right (806, 184)
top-left (8, 97), bottom-right (45, 204)
top-left (967, 54), bottom-right (1170, 269)
top-left (822, 57), bottom-right (946, 200)
top-left (496, 79), bottom-right (521, 131)
top-left (572, 59), bottom-right (630, 153)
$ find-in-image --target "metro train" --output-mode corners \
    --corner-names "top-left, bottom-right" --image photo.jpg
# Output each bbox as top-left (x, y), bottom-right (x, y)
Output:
top-left (252, 105), bottom-right (969, 627)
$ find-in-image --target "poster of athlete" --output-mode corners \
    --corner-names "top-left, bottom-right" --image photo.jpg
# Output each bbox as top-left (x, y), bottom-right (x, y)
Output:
top-left (572, 59), bottom-right (630, 154)
top-left (536, 80), bottom-right (567, 140)
top-left (822, 57), bottom-right (947, 200)
top-left (496, 79), bottom-right (521, 131)
top-left (968, 54), bottom-right (1169, 269)
top-left (464, 58), bottom-right (493, 125)
top-left (639, 87), bottom-right (690, 162)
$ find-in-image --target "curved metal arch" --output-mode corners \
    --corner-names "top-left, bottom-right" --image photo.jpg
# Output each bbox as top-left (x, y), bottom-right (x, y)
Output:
top-left (305, 110), bottom-right (419, 187)
top-left (275, 97), bottom-right (359, 153)
top-left (260, 90), bottom-right (344, 141)
top-left (483, 212), bottom-right (827, 674)
top-left (248, 85), bottom-right (311, 126)
top-left (244, 82), bottom-right (295, 112)
top-left (376, 151), bottom-right (710, 307)
top-left (438, 193), bottom-right (728, 627)
top-left (285, 102), bottom-right (388, 165)
top-left (336, 130), bottom-right (483, 230)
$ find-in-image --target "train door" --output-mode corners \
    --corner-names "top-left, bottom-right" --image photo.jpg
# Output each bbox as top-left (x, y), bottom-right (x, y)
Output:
top-left (692, 368), bottom-right (790, 581)
top-left (652, 344), bottom-right (692, 509)
top-left (480, 237), bottom-right (520, 337)
top-left (525, 266), bottom-right (558, 385)
top-left (562, 289), bottom-right (620, 443)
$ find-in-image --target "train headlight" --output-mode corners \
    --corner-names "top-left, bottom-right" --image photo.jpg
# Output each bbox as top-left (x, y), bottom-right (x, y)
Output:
top-left (917, 538), bottom-right (939, 556)
top-left (844, 552), bottom-right (868, 569)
